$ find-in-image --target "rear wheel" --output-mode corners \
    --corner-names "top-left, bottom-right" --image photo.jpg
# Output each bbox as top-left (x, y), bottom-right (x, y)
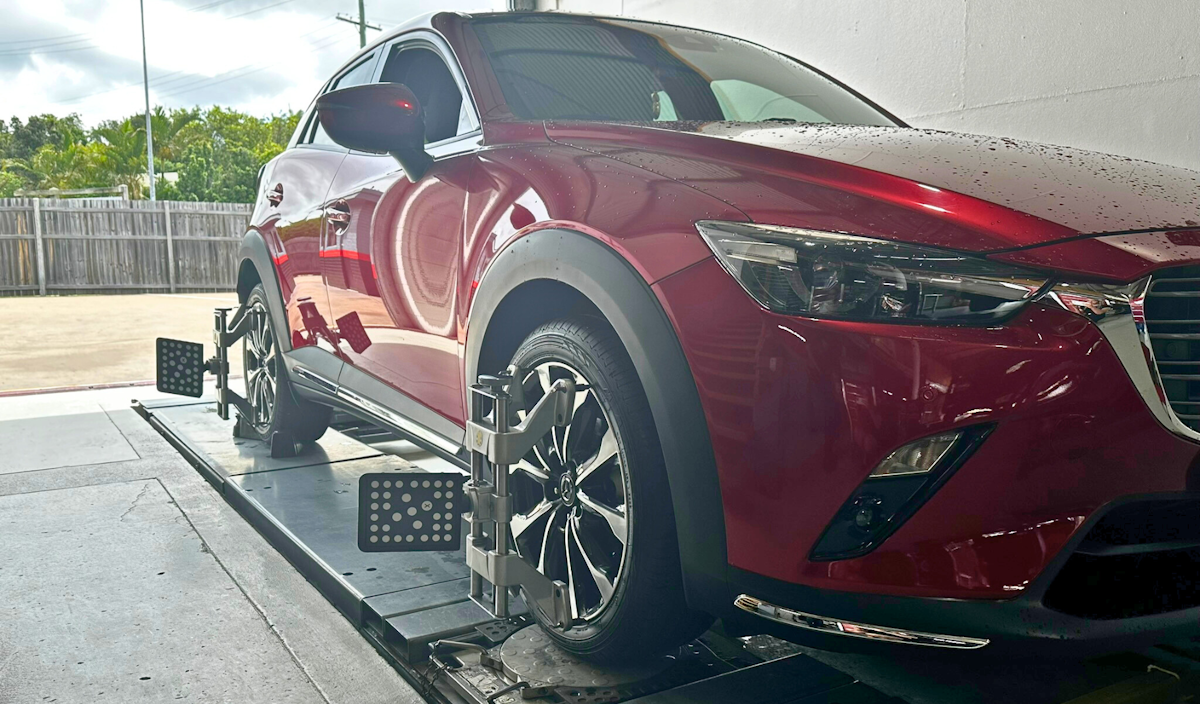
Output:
top-left (243, 284), bottom-right (331, 443)
top-left (506, 316), bottom-right (709, 662)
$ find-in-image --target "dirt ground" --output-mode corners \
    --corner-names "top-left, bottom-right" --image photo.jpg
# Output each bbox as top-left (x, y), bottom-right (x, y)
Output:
top-left (0, 292), bottom-right (239, 392)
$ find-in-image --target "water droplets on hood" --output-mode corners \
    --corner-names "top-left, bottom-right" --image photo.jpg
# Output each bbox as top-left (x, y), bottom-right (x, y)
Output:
top-left (653, 121), bottom-right (1200, 235)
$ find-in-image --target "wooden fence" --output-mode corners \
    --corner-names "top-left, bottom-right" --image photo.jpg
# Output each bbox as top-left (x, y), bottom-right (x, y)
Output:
top-left (0, 198), bottom-right (252, 296)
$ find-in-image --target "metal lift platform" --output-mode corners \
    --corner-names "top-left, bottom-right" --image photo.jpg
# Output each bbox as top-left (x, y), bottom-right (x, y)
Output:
top-left (135, 394), bottom-right (1200, 704)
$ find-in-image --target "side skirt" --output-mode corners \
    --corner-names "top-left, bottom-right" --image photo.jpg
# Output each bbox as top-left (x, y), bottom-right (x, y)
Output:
top-left (286, 355), bottom-right (469, 470)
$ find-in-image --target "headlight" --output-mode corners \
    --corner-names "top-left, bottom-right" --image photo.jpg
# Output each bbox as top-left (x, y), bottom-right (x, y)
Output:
top-left (696, 221), bottom-right (1049, 323)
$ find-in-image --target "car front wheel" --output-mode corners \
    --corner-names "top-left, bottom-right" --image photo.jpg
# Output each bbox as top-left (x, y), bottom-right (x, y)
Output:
top-left (506, 315), bottom-right (709, 662)
top-left (242, 284), bottom-right (331, 444)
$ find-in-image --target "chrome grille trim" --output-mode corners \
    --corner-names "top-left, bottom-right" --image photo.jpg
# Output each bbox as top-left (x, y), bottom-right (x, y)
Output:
top-left (1145, 270), bottom-right (1200, 434)
top-left (1043, 275), bottom-right (1200, 442)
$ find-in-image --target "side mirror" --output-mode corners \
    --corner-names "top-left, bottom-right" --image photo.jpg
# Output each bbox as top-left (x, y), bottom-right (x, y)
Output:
top-left (316, 83), bottom-right (432, 180)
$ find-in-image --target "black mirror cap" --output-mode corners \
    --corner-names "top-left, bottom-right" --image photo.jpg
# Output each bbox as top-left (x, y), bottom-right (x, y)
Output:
top-left (317, 82), bottom-right (426, 157)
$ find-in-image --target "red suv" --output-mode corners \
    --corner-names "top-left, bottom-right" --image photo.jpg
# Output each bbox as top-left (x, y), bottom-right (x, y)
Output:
top-left (239, 11), bottom-right (1200, 661)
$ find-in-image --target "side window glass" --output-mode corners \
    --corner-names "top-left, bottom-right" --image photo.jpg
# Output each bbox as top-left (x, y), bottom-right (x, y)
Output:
top-left (379, 45), bottom-right (470, 144)
top-left (288, 102), bottom-right (313, 147)
top-left (306, 54), bottom-right (377, 147)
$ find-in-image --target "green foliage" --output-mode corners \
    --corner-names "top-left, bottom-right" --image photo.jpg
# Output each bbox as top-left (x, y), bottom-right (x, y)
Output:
top-left (0, 170), bottom-right (22, 197)
top-left (0, 107), bottom-right (300, 202)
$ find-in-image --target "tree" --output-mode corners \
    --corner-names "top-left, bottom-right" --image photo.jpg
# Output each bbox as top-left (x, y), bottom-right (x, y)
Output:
top-left (0, 107), bottom-right (299, 202)
top-left (0, 170), bottom-right (21, 197)
top-left (4, 114), bottom-right (85, 162)
top-left (171, 106), bottom-right (298, 202)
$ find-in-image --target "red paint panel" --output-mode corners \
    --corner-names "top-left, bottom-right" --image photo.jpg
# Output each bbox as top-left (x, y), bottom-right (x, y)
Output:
top-left (546, 121), bottom-right (1079, 252)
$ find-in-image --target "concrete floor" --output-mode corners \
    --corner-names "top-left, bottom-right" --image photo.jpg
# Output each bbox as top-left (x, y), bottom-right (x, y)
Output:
top-left (0, 293), bottom-right (237, 393)
top-left (0, 385), bottom-right (421, 704)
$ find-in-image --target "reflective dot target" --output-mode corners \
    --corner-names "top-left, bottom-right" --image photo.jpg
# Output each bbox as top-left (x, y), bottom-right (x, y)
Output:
top-left (358, 472), bottom-right (464, 552)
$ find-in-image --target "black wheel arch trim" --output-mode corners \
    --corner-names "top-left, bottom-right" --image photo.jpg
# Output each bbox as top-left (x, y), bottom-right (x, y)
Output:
top-left (238, 230), bottom-right (292, 353)
top-left (465, 227), bottom-right (730, 616)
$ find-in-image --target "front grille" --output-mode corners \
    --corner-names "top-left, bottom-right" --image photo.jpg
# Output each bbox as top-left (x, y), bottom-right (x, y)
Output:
top-left (1044, 498), bottom-right (1200, 619)
top-left (1144, 266), bottom-right (1200, 432)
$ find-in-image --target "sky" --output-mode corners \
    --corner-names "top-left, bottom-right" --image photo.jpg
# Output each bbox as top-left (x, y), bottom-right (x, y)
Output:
top-left (0, 0), bottom-right (493, 126)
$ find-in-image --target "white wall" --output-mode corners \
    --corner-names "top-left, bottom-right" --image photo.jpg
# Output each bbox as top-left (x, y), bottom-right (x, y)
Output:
top-left (534, 0), bottom-right (1200, 170)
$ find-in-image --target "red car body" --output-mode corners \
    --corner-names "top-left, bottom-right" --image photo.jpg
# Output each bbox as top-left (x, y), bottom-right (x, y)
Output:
top-left (242, 11), bottom-right (1200, 652)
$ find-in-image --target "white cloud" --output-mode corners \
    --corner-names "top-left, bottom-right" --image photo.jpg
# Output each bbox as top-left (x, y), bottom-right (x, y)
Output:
top-left (0, 0), bottom-right (492, 125)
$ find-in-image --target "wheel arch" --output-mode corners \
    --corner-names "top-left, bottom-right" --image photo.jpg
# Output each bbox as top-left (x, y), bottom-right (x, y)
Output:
top-left (238, 230), bottom-right (292, 352)
top-left (466, 228), bottom-right (729, 617)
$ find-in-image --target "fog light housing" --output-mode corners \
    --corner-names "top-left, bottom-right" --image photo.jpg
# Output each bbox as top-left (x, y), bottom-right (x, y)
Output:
top-left (810, 426), bottom-right (992, 561)
top-left (870, 430), bottom-right (961, 477)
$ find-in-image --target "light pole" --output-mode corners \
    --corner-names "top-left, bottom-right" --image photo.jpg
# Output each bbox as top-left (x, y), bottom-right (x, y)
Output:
top-left (139, 0), bottom-right (156, 201)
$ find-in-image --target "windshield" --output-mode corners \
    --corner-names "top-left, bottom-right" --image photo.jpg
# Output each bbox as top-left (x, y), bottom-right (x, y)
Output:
top-left (469, 15), bottom-right (896, 126)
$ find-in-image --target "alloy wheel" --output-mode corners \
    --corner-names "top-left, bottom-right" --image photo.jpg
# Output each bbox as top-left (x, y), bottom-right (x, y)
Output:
top-left (244, 303), bottom-right (278, 432)
top-left (509, 361), bottom-right (630, 623)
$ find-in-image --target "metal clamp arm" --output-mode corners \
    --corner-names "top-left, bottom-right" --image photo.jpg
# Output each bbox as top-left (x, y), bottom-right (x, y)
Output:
top-left (465, 377), bottom-right (576, 465)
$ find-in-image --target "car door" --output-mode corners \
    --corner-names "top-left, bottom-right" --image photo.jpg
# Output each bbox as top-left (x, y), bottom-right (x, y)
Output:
top-left (324, 33), bottom-right (480, 436)
top-left (269, 50), bottom-right (380, 375)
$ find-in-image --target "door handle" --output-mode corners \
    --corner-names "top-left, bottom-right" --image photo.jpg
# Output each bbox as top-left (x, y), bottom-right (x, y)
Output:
top-left (266, 183), bottom-right (284, 207)
top-left (325, 200), bottom-right (351, 229)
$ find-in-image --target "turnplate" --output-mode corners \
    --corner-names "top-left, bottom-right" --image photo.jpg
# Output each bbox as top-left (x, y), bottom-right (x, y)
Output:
top-left (500, 626), bottom-right (673, 689)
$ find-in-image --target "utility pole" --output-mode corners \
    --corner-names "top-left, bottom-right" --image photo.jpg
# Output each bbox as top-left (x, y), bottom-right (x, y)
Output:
top-left (336, 0), bottom-right (380, 49)
top-left (139, 0), bottom-right (156, 201)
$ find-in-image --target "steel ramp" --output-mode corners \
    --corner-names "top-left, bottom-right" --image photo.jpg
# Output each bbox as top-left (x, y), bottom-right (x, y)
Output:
top-left (133, 396), bottom-right (510, 655)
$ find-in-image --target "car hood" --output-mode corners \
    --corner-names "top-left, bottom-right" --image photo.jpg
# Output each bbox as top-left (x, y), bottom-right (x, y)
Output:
top-left (545, 121), bottom-right (1200, 253)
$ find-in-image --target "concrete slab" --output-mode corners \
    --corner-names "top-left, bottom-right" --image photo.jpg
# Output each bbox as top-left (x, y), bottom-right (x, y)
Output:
top-left (0, 409), bottom-right (138, 474)
top-left (0, 386), bottom-right (422, 704)
top-left (0, 479), bottom-right (324, 704)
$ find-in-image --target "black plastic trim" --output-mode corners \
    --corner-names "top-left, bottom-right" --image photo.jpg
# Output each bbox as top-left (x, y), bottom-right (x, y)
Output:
top-left (238, 231), bottom-right (293, 352)
top-left (464, 228), bottom-right (730, 615)
top-left (809, 425), bottom-right (994, 561)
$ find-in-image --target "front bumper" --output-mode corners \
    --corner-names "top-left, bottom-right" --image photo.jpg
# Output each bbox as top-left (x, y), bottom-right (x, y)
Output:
top-left (654, 258), bottom-right (1200, 602)
top-left (725, 494), bottom-right (1200, 655)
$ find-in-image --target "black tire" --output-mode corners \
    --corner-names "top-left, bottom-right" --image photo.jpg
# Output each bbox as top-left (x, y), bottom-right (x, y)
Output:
top-left (506, 315), bottom-right (710, 663)
top-left (243, 284), bottom-right (331, 443)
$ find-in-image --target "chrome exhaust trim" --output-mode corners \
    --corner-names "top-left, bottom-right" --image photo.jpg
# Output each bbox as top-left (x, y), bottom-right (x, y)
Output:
top-left (734, 594), bottom-right (989, 650)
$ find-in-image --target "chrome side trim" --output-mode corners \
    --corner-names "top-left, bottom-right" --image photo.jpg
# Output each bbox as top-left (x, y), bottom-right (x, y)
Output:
top-left (337, 385), bottom-right (462, 456)
top-left (294, 365), bottom-right (338, 394)
top-left (291, 363), bottom-right (463, 456)
top-left (733, 594), bottom-right (990, 649)
top-left (1041, 278), bottom-right (1200, 443)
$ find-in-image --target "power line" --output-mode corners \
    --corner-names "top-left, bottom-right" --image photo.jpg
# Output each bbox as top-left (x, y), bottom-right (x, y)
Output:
top-left (0, 35), bottom-right (94, 52)
top-left (55, 70), bottom-right (188, 105)
top-left (151, 23), bottom-right (347, 98)
top-left (40, 19), bottom-right (342, 108)
top-left (0, 0), bottom-right (305, 58)
top-left (227, 0), bottom-right (300, 20)
top-left (185, 0), bottom-right (240, 11)
top-left (155, 30), bottom-right (350, 100)
top-left (0, 31), bottom-right (88, 46)
top-left (0, 42), bottom-right (109, 58)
